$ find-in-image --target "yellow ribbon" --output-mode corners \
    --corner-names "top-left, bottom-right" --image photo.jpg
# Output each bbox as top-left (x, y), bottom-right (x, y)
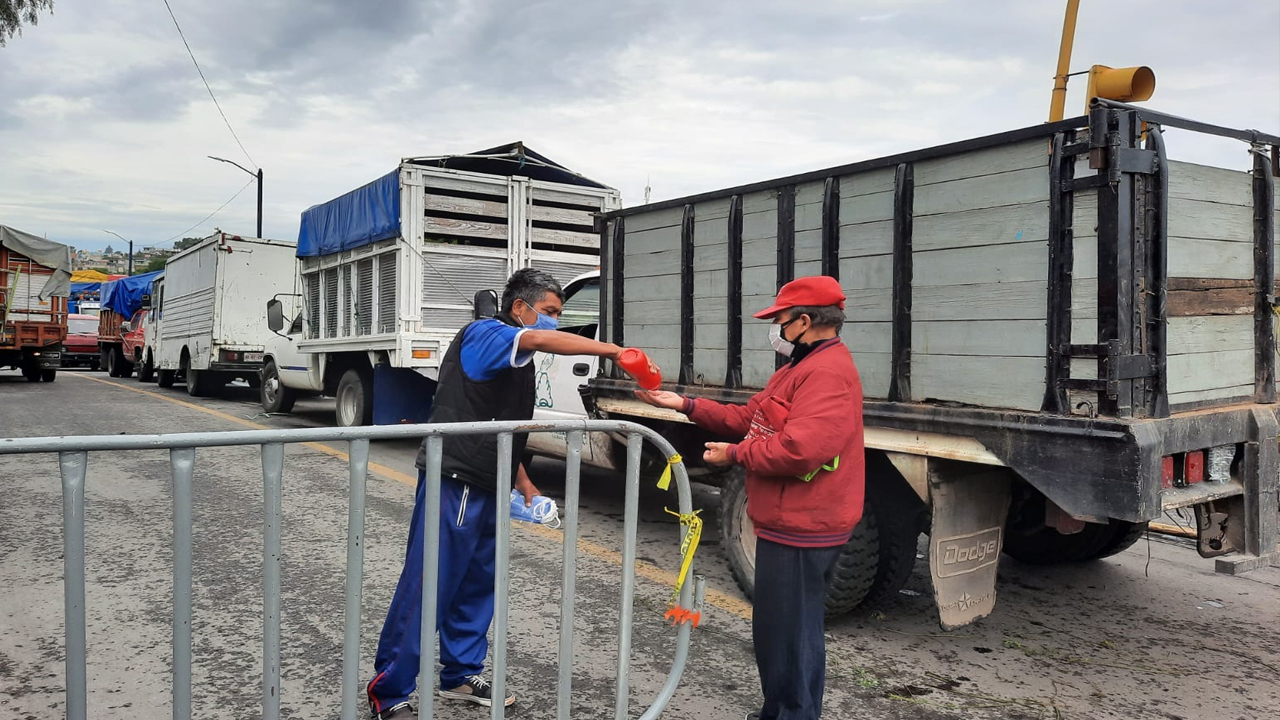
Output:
top-left (664, 507), bottom-right (703, 607)
top-left (656, 453), bottom-right (682, 491)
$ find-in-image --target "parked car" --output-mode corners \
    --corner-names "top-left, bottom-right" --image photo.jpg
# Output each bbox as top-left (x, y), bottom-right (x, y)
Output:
top-left (61, 313), bottom-right (100, 370)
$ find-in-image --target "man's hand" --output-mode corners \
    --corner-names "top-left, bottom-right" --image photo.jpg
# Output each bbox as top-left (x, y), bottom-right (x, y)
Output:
top-left (635, 389), bottom-right (686, 411)
top-left (515, 464), bottom-right (540, 507)
top-left (703, 442), bottom-right (734, 467)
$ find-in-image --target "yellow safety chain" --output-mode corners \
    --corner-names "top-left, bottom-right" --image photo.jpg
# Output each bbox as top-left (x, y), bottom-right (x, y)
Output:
top-left (656, 453), bottom-right (682, 491)
top-left (663, 507), bottom-right (703, 608)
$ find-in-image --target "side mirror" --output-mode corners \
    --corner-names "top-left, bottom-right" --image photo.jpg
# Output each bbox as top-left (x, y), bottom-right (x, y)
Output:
top-left (473, 289), bottom-right (499, 320)
top-left (140, 294), bottom-right (152, 310)
top-left (120, 322), bottom-right (132, 333)
top-left (267, 299), bottom-right (285, 333)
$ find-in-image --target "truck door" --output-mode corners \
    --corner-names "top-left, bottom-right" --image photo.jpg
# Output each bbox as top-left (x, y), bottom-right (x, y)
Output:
top-left (526, 276), bottom-right (601, 460)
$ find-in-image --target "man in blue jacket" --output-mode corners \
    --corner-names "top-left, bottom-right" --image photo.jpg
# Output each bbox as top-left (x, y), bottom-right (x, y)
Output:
top-left (367, 268), bottom-right (627, 719)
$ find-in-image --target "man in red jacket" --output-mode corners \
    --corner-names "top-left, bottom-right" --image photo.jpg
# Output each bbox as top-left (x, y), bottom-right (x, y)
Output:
top-left (639, 275), bottom-right (864, 720)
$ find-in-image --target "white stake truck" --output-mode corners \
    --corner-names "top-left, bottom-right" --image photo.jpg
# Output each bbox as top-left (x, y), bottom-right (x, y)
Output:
top-left (262, 143), bottom-right (620, 426)
top-left (153, 232), bottom-right (299, 396)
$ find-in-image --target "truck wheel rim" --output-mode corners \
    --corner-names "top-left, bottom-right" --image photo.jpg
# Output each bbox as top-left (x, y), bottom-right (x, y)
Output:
top-left (264, 376), bottom-right (279, 404)
top-left (338, 385), bottom-right (356, 424)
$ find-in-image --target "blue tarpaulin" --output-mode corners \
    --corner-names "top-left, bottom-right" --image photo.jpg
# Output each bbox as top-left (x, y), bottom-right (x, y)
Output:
top-left (100, 271), bottom-right (163, 317)
top-left (296, 170), bottom-right (400, 258)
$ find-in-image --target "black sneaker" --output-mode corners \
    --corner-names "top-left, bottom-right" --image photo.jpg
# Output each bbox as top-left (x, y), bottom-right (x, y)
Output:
top-left (438, 675), bottom-right (516, 707)
top-left (371, 701), bottom-right (416, 720)
top-left (745, 713), bottom-right (761, 720)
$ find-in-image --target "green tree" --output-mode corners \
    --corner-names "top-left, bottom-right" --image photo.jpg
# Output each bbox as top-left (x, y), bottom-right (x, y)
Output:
top-left (1, 0), bottom-right (54, 46)
top-left (103, 244), bottom-right (114, 255)
top-left (173, 237), bottom-right (203, 252)
top-left (136, 256), bottom-right (167, 274)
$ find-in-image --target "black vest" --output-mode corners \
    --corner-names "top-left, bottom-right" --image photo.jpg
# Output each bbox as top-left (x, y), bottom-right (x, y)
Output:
top-left (414, 314), bottom-right (536, 493)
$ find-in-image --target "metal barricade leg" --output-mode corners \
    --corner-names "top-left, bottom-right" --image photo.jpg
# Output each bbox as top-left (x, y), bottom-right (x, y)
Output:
top-left (419, 436), bottom-right (444, 720)
top-left (58, 450), bottom-right (88, 720)
top-left (614, 433), bottom-right (644, 720)
top-left (557, 431), bottom-right (584, 720)
top-left (170, 448), bottom-right (195, 720)
top-left (261, 443), bottom-right (284, 719)
top-left (341, 439), bottom-right (369, 720)
top-left (491, 433), bottom-right (513, 720)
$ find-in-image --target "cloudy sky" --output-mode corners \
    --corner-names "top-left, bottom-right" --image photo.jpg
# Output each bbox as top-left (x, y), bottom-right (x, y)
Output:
top-left (1, 0), bottom-right (1276, 253)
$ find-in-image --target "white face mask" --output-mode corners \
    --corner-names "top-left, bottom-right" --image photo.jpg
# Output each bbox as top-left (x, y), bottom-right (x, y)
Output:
top-left (769, 323), bottom-right (794, 357)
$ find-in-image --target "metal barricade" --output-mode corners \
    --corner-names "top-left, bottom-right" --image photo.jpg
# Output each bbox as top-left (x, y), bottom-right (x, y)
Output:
top-left (0, 419), bottom-right (705, 720)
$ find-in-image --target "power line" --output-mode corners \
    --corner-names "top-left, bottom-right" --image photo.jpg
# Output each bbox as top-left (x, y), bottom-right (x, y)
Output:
top-left (162, 0), bottom-right (257, 169)
top-left (146, 178), bottom-right (256, 248)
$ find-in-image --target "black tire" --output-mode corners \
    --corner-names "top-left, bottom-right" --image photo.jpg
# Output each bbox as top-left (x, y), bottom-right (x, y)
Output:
top-left (105, 347), bottom-right (120, 377)
top-left (89, 360), bottom-right (100, 372)
top-left (860, 479), bottom-right (924, 607)
top-left (109, 346), bottom-right (133, 378)
top-left (186, 367), bottom-right (213, 397)
top-left (719, 468), bottom-right (881, 618)
top-left (260, 361), bottom-right (297, 414)
top-left (157, 369), bottom-right (176, 388)
top-left (1003, 492), bottom-right (1119, 564)
top-left (137, 352), bottom-right (155, 383)
top-left (335, 367), bottom-right (373, 426)
top-left (1094, 521), bottom-right (1148, 560)
top-left (40, 368), bottom-right (56, 382)
top-left (22, 362), bottom-right (40, 382)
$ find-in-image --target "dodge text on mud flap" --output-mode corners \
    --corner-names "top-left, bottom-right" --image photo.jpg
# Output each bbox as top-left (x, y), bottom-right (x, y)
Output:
top-left (934, 526), bottom-right (1003, 578)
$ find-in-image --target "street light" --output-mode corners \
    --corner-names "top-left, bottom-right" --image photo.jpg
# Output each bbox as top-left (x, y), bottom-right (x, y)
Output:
top-left (208, 155), bottom-right (263, 238)
top-left (102, 230), bottom-right (133, 275)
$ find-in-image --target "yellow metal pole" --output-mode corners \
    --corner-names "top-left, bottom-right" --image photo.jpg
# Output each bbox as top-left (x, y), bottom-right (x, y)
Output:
top-left (1048, 0), bottom-right (1082, 122)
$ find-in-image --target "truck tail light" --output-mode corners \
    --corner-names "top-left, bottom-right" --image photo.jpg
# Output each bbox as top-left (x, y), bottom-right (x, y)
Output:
top-left (1161, 456), bottom-right (1175, 488)
top-left (1184, 451), bottom-right (1205, 484)
top-left (221, 350), bottom-right (241, 362)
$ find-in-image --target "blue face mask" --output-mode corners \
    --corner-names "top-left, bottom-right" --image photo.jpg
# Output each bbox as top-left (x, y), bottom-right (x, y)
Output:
top-left (519, 305), bottom-right (559, 331)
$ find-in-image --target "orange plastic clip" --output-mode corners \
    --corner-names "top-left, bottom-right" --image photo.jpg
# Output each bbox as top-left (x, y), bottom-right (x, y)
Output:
top-left (663, 606), bottom-right (702, 629)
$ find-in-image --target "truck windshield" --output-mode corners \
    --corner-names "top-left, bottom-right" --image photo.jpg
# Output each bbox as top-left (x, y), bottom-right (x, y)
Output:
top-left (69, 318), bottom-right (97, 334)
top-left (559, 281), bottom-right (599, 331)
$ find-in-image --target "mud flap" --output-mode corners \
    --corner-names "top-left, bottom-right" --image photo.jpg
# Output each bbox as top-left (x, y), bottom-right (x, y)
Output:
top-left (928, 463), bottom-right (1012, 630)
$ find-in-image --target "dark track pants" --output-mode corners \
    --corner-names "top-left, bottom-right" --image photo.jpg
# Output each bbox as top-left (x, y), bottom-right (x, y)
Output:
top-left (752, 537), bottom-right (843, 720)
top-left (366, 473), bottom-right (497, 714)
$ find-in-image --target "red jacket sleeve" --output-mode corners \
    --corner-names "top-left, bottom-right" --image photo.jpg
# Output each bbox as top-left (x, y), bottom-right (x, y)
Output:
top-left (686, 394), bottom-right (758, 439)
top-left (734, 368), bottom-right (858, 478)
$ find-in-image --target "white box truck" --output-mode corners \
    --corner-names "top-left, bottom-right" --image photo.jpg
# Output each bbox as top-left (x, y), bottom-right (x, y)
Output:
top-left (154, 232), bottom-right (299, 396)
top-left (262, 143), bottom-right (620, 426)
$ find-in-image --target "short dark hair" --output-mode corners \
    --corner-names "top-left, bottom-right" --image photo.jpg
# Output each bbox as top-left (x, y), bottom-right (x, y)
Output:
top-left (501, 268), bottom-right (565, 314)
top-left (786, 305), bottom-right (845, 333)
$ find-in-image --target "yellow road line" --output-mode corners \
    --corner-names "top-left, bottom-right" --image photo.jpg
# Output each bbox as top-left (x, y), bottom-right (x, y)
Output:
top-left (69, 373), bottom-right (754, 620)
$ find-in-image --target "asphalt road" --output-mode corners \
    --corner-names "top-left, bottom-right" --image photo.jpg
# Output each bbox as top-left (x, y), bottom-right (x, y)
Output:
top-left (2, 368), bottom-right (1279, 720)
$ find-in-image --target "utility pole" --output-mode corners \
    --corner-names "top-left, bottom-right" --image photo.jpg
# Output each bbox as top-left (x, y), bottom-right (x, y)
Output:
top-left (102, 230), bottom-right (134, 274)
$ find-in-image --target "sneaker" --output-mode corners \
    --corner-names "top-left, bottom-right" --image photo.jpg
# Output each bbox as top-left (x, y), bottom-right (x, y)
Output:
top-left (371, 701), bottom-right (416, 720)
top-left (439, 675), bottom-right (516, 707)
top-left (745, 713), bottom-right (761, 720)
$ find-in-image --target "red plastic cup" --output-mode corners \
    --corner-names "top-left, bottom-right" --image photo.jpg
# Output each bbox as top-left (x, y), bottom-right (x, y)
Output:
top-left (618, 347), bottom-right (662, 390)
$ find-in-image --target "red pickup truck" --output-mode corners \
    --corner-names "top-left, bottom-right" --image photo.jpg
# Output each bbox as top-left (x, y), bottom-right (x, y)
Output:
top-left (61, 313), bottom-right (100, 370)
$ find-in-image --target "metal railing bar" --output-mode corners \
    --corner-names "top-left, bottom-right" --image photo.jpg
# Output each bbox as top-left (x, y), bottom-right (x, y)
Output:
top-left (418, 436), bottom-right (444, 720)
top-left (613, 433), bottom-right (644, 720)
top-left (491, 432), bottom-right (513, 720)
top-left (261, 442), bottom-right (284, 720)
top-left (0, 420), bottom-right (683, 456)
top-left (170, 447), bottom-right (195, 720)
top-left (58, 450), bottom-right (88, 720)
top-left (637, 577), bottom-right (706, 720)
top-left (341, 439), bottom-right (370, 720)
top-left (556, 430), bottom-right (584, 720)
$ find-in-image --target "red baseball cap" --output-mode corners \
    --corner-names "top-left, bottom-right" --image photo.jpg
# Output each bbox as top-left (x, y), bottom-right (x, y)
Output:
top-left (753, 275), bottom-right (846, 319)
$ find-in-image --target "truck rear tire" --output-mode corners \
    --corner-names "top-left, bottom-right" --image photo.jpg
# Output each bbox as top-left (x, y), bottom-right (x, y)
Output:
top-left (335, 368), bottom-right (373, 426)
top-left (108, 346), bottom-right (133, 378)
top-left (186, 368), bottom-right (213, 397)
top-left (1002, 492), bottom-right (1143, 565)
top-left (861, 486), bottom-right (924, 608)
top-left (157, 369), bottom-right (176, 388)
top-left (1093, 521), bottom-right (1148, 559)
top-left (22, 362), bottom-right (39, 382)
top-left (261, 361), bottom-right (297, 414)
top-left (40, 368), bottom-right (56, 382)
top-left (137, 352), bottom-right (155, 383)
top-left (719, 468), bottom-right (880, 617)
